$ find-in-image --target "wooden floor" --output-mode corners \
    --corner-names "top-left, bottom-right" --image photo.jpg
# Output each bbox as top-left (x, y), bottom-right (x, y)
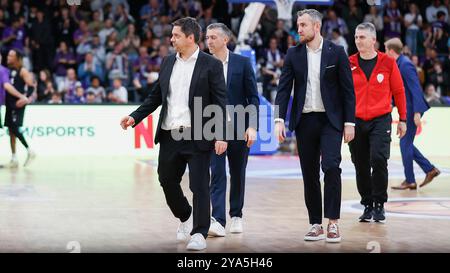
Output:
top-left (0, 154), bottom-right (449, 253)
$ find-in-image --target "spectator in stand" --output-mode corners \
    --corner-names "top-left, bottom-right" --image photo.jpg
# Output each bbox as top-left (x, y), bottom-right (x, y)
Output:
top-left (261, 37), bottom-right (283, 103)
top-left (140, 0), bottom-right (165, 23)
top-left (106, 42), bottom-right (129, 86)
top-left (48, 92), bottom-right (63, 104)
top-left (429, 61), bottom-right (449, 96)
top-left (424, 83), bottom-right (443, 105)
top-left (70, 84), bottom-right (86, 104)
top-left (53, 41), bottom-right (76, 91)
top-left (36, 69), bottom-right (55, 102)
top-left (412, 55), bottom-right (426, 86)
top-left (1, 17), bottom-right (26, 56)
top-left (78, 52), bottom-right (104, 89)
top-left (55, 7), bottom-right (76, 49)
top-left (426, 0), bottom-right (448, 23)
top-left (108, 77), bottom-right (128, 104)
top-left (364, 6), bottom-right (384, 47)
top-left (331, 28), bottom-right (349, 55)
top-left (384, 0), bottom-right (403, 40)
top-left (404, 3), bottom-right (423, 55)
top-left (73, 19), bottom-right (92, 48)
top-left (88, 10), bottom-right (104, 34)
top-left (98, 18), bottom-right (116, 45)
top-left (86, 90), bottom-right (97, 104)
top-left (133, 46), bottom-right (154, 87)
top-left (198, 6), bottom-right (218, 31)
top-left (30, 10), bottom-right (55, 72)
top-left (86, 76), bottom-right (106, 103)
top-left (60, 68), bottom-right (81, 103)
top-left (167, 0), bottom-right (185, 22)
top-left (323, 9), bottom-right (349, 41)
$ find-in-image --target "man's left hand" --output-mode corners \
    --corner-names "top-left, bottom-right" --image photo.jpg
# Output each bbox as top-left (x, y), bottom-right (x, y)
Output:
top-left (244, 127), bottom-right (257, 148)
top-left (397, 121), bottom-right (407, 138)
top-left (215, 141), bottom-right (227, 155)
top-left (344, 125), bottom-right (355, 143)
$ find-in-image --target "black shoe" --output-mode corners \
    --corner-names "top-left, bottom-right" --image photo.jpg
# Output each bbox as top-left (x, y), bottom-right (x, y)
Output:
top-left (359, 204), bottom-right (373, 222)
top-left (373, 203), bottom-right (385, 222)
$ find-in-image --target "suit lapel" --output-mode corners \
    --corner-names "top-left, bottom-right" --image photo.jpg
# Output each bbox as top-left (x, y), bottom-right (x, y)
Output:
top-left (162, 54), bottom-right (177, 98)
top-left (188, 51), bottom-right (204, 105)
top-left (320, 39), bottom-right (329, 81)
top-left (226, 52), bottom-right (233, 91)
top-left (300, 45), bottom-right (308, 83)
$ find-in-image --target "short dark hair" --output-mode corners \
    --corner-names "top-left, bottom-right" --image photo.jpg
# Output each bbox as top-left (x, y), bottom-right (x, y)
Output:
top-left (172, 17), bottom-right (201, 43)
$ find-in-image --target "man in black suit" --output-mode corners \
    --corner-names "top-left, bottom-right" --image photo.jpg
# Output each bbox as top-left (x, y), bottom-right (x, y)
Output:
top-left (120, 17), bottom-right (228, 251)
top-left (274, 9), bottom-right (355, 243)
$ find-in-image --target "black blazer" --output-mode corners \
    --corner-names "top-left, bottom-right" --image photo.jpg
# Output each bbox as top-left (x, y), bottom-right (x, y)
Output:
top-left (275, 39), bottom-right (355, 131)
top-left (129, 50), bottom-right (228, 151)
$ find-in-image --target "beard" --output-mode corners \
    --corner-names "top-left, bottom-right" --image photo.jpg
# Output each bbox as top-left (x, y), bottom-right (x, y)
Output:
top-left (299, 32), bottom-right (315, 44)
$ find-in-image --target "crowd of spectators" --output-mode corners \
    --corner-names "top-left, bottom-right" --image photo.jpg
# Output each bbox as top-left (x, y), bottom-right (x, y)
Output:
top-left (0, 0), bottom-right (448, 106)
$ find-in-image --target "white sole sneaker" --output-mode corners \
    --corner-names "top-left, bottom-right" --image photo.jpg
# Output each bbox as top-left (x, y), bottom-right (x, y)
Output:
top-left (326, 236), bottom-right (342, 243)
top-left (176, 233), bottom-right (190, 242)
top-left (304, 234), bottom-right (326, 241)
top-left (208, 229), bottom-right (226, 237)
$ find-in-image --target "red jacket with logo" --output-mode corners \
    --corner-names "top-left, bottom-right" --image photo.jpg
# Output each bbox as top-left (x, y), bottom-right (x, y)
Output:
top-left (349, 52), bottom-right (407, 121)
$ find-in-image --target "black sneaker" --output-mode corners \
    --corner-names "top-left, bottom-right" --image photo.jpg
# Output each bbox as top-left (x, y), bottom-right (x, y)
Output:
top-left (359, 204), bottom-right (373, 222)
top-left (373, 203), bottom-right (386, 222)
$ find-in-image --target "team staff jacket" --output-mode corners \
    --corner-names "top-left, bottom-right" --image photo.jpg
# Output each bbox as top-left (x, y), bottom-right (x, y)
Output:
top-left (349, 51), bottom-right (407, 121)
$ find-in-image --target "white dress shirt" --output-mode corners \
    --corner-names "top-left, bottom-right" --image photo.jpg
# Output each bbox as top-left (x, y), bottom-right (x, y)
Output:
top-left (161, 46), bottom-right (200, 130)
top-left (223, 50), bottom-right (229, 84)
top-left (303, 38), bottom-right (325, 113)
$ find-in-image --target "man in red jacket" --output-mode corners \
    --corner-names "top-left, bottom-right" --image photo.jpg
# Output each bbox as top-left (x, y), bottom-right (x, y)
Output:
top-left (349, 22), bottom-right (407, 223)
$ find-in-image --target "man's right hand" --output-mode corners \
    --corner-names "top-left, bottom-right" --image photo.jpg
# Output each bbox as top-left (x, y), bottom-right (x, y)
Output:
top-left (274, 121), bottom-right (286, 143)
top-left (15, 96), bottom-right (29, 108)
top-left (120, 116), bottom-right (135, 130)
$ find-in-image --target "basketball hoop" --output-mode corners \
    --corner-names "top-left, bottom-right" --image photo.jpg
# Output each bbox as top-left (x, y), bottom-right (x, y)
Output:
top-left (274, 0), bottom-right (295, 21)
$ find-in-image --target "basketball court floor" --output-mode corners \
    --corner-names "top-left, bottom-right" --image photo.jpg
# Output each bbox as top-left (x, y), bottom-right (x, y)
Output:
top-left (0, 154), bottom-right (449, 253)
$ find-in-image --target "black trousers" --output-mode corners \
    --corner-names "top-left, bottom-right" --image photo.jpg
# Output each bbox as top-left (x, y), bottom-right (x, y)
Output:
top-left (295, 113), bottom-right (343, 225)
top-left (157, 129), bottom-right (211, 238)
top-left (349, 113), bottom-right (392, 206)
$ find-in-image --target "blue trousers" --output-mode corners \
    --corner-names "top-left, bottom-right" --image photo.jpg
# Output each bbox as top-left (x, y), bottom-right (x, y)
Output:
top-left (400, 116), bottom-right (434, 184)
top-left (210, 140), bottom-right (249, 227)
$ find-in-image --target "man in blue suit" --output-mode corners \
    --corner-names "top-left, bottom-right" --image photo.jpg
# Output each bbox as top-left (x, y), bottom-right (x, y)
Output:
top-left (205, 23), bottom-right (259, 236)
top-left (385, 38), bottom-right (440, 190)
top-left (274, 9), bottom-right (355, 243)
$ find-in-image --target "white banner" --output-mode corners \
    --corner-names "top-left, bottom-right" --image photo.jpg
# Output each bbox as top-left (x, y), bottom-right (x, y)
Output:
top-left (0, 106), bottom-right (448, 158)
top-left (0, 105), bottom-right (161, 157)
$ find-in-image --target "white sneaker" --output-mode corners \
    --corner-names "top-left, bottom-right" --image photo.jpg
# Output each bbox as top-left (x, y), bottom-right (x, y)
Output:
top-left (186, 233), bottom-right (207, 251)
top-left (229, 217), bottom-right (243, 233)
top-left (176, 216), bottom-right (192, 242)
top-left (208, 217), bottom-right (226, 237)
top-left (8, 158), bottom-right (19, 169)
top-left (23, 150), bottom-right (36, 167)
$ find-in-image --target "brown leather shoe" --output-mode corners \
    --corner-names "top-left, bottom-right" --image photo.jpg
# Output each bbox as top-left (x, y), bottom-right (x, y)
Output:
top-left (326, 223), bottom-right (341, 243)
top-left (391, 181), bottom-right (417, 190)
top-left (420, 168), bottom-right (441, 188)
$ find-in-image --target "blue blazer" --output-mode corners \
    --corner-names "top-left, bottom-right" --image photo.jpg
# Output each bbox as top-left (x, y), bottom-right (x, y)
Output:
top-left (396, 54), bottom-right (429, 117)
top-left (275, 39), bottom-right (355, 131)
top-left (226, 51), bottom-right (260, 130)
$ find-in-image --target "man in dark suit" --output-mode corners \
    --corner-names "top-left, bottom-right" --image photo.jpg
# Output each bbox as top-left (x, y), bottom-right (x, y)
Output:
top-left (385, 38), bottom-right (441, 190)
top-left (120, 17), bottom-right (228, 251)
top-left (274, 9), bottom-right (355, 243)
top-left (205, 23), bottom-right (259, 236)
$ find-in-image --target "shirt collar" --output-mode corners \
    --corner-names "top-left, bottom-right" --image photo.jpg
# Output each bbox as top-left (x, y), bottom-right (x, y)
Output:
top-left (176, 46), bottom-right (200, 62)
top-left (306, 37), bottom-right (323, 53)
top-left (224, 50), bottom-right (229, 65)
